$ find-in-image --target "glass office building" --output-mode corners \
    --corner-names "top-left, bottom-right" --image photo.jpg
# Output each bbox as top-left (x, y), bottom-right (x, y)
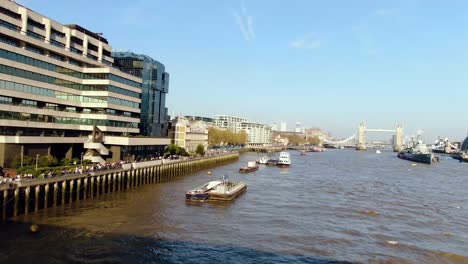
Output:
top-left (112, 52), bottom-right (170, 137)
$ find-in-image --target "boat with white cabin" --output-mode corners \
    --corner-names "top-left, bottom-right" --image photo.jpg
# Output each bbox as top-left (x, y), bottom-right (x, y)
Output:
top-left (277, 152), bottom-right (291, 168)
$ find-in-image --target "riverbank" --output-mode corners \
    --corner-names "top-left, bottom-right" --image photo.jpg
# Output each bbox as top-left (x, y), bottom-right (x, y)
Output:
top-left (1, 153), bottom-right (239, 220)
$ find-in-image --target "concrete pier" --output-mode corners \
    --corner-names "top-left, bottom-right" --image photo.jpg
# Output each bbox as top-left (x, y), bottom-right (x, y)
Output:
top-left (1, 153), bottom-right (239, 220)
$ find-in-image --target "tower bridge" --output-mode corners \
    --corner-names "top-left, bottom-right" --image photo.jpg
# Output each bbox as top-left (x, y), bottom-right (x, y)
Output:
top-left (321, 122), bottom-right (404, 152)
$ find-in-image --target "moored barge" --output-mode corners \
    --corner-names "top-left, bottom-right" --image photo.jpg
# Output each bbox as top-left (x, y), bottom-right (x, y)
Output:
top-left (186, 179), bottom-right (247, 201)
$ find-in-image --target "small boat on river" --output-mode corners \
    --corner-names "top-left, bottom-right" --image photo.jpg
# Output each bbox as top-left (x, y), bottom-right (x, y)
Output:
top-left (239, 161), bottom-right (259, 173)
top-left (277, 152), bottom-right (291, 168)
top-left (266, 159), bottom-right (278, 166)
top-left (256, 156), bottom-right (269, 165)
top-left (186, 178), bottom-right (247, 201)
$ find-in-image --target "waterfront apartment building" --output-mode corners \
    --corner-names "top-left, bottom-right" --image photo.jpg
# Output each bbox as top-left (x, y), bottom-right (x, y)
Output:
top-left (113, 52), bottom-right (169, 137)
top-left (0, 1), bottom-right (169, 166)
top-left (214, 115), bottom-right (272, 146)
top-left (214, 115), bottom-right (247, 133)
top-left (169, 116), bottom-right (208, 153)
top-left (241, 122), bottom-right (272, 147)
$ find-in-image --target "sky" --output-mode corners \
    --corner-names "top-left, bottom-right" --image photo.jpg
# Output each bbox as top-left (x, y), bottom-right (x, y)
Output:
top-left (17, 0), bottom-right (468, 141)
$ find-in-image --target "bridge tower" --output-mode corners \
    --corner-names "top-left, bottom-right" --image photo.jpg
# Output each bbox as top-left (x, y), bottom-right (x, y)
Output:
top-left (393, 124), bottom-right (404, 152)
top-left (356, 122), bottom-right (367, 150)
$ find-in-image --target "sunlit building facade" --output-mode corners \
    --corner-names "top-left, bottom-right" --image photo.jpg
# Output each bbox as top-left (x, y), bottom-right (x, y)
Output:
top-left (0, 1), bottom-right (169, 166)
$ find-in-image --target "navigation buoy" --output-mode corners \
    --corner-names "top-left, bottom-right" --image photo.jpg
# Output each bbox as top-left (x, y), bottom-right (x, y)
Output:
top-left (29, 223), bottom-right (40, 233)
top-left (207, 171), bottom-right (212, 175)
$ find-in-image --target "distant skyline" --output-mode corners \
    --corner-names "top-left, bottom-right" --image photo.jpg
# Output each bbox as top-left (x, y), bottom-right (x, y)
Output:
top-left (17, 0), bottom-right (468, 141)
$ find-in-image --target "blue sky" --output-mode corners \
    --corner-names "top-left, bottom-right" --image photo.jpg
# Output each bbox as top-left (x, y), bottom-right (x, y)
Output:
top-left (18, 0), bottom-right (468, 141)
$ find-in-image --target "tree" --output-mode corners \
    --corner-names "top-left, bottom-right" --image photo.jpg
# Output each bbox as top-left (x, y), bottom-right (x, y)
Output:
top-left (11, 155), bottom-right (34, 169)
top-left (195, 144), bottom-right (205, 156)
top-left (164, 144), bottom-right (179, 157)
top-left (208, 127), bottom-right (248, 147)
top-left (164, 144), bottom-right (189, 157)
top-left (308, 136), bottom-right (322, 146)
top-left (38, 155), bottom-right (58, 167)
top-left (286, 134), bottom-right (306, 145)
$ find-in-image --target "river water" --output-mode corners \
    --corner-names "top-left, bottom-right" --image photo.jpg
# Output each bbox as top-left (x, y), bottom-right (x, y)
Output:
top-left (1, 149), bottom-right (467, 263)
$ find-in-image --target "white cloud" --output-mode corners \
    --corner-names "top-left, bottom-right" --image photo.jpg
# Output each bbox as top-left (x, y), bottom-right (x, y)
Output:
top-left (233, 1), bottom-right (255, 41)
top-left (290, 35), bottom-right (322, 49)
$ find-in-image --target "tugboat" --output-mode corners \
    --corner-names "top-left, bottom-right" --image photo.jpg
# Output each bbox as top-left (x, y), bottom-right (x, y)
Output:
top-left (239, 161), bottom-right (259, 173)
top-left (186, 177), bottom-right (247, 201)
top-left (397, 135), bottom-right (437, 164)
top-left (277, 152), bottom-right (291, 168)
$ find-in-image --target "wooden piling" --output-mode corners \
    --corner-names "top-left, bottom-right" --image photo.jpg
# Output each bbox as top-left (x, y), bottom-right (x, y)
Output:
top-left (84, 177), bottom-right (88, 199)
top-left (61, 181), bottom-right (66, 205)
top-left (45, 183), bottom-right (49, 207)
top-left (2, 189), bottom-right (7, 220)
top-left (53, 182), bottom-right (58, 207)
top-left (96, 176), bottom-right (100, 197)
top-left (25, 187), bottom-right (30, 215)
top-left (34, 185), bottom-right (40, 212)
top-left (13, 188), bottom-right (19, 217)
top-left (91, 176), bottom-right (95, 198)
top-left (69, 180), bottom-right (74, 204)
top-left (77, 178), bottom-right (81, 201)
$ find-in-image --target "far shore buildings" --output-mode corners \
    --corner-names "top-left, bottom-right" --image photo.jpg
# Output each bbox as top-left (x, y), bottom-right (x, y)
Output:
top-left (169, 115), bottom-right (272, 148)
top-left (0, 1), bottom-right (170, 166)
top-left (214, 115), bottom-right (272, 147)
top-left (169, 116), bottom-right (208, 152)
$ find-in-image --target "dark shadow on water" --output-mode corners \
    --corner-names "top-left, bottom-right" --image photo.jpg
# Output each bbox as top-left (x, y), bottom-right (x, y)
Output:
top-left (0, 221), bottom-right (355, 264)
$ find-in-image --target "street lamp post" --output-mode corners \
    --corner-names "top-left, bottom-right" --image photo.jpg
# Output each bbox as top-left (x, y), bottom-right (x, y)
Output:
top-left (81, 152), bottom-right (84, 166)
top-left (35, 154), bottom-right (39, 171)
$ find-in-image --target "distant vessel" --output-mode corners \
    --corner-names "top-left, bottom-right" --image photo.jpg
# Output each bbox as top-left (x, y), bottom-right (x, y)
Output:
top-left (239, 161), bottom-right (259, 173)
top-left (310, 146), bottom-right (325, 152)
top-left (277, 152), bottom-right (291, 168)
top-left (186, 178), bottom-right (247, 201)
top-left (397, 136), bottom-right (436, 164)
top-left (451, 136), bottom-right (468, 162)
top-left (256, 156), bottom-right (269, 165)
top-left (266, 159), bottom-right (278, 166)
top-left (376, 149), bottom-right (381, 154)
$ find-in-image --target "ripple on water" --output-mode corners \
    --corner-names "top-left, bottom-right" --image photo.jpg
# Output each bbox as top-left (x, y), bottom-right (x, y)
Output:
top-left (2, 150), bottom-right (468, 263)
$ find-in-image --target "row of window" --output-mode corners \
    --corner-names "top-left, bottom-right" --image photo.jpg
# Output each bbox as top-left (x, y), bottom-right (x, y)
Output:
top-left (0, 79), bottom-right (140, 109)
top-left (0, 20), bottom-right (20, 32)
top-left (0, 48), bottom-right (143, 94)
top-left (0, 110), bottom-right (138, 128)
top-left (109, 74), bottom-right (141, 88)
top-left (0, 63), bottom-right (140, 99)
top-left (0, 19), bottom-right (106, 64)
top-left (0, 94), bottom-right (139, 119)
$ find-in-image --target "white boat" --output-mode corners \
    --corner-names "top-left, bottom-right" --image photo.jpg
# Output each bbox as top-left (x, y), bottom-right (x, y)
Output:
top-left (277, 152), bottom-right (291, 168)
top-left (256, 156), bottom-right (269, 164)
top-left (376, 149), bottom-right (381, 154)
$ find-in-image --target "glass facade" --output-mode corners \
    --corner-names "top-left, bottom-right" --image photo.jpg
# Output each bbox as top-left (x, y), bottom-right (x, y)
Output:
top-left (113, 52), bottom-right (170, 137)
top-left (461, 137), bottom-right (468, 151)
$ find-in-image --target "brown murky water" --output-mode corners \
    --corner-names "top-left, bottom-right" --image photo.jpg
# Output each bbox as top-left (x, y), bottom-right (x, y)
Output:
top-left (1, 150), bottom-right (467, 263)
